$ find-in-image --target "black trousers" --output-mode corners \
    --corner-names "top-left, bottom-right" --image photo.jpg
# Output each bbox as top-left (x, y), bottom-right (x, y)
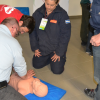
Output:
top-left (32, 52), bottom-right (66, 74)
top-left (80, 3), bottom-right (90, 43)
top-left (0, 85), bottom-right (27, 100)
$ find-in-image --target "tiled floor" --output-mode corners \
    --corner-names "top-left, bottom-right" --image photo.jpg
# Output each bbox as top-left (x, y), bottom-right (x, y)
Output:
top-left (16, 17), bottom-right (96, 100)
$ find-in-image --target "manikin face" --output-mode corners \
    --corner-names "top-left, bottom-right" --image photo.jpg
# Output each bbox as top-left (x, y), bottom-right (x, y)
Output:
top-left (45, 0), bottom-right (58, 14)
top-left (32, 78), bottom-right (48, 97)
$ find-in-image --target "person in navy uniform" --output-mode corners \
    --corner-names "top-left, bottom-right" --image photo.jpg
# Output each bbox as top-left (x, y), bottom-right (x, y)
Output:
top-left (29, 0), bottom-right (71, 74)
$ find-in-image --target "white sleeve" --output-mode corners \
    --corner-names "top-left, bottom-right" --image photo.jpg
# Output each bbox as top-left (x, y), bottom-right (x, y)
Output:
top-left (12, 40), bottom-right (27, 77)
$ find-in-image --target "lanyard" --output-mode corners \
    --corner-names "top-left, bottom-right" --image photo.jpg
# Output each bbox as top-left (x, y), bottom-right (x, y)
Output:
top-left (45, 10), bottom-right (53, 18)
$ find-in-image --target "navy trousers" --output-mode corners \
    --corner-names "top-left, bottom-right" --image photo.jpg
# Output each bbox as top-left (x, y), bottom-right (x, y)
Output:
top-left (32, 52), bottom-right (66, 74)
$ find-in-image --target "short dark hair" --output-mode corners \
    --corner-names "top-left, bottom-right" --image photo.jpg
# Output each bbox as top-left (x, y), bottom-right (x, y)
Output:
top-left (55, 0), bottom-right (59, 4)
top-left (20, 15), bottom-right (35, 33)
top-left (51, 0), bottom-right (59, 4)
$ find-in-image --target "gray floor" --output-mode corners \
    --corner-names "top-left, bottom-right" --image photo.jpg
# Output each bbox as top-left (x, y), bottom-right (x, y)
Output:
top-left (16, 17), bottom-right (97, 100)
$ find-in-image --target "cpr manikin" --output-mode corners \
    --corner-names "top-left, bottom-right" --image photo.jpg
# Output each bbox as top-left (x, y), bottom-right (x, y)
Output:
top-left (8, 73), bottom-right (48, 97)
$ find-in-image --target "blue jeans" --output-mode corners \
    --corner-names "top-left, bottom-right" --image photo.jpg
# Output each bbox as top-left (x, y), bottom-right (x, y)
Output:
top-left (92, 30), bottom-right (100, 100)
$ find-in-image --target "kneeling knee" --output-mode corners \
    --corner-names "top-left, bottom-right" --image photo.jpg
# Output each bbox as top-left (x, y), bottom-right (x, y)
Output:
top-left (51, 69), bottom-right (64, 74)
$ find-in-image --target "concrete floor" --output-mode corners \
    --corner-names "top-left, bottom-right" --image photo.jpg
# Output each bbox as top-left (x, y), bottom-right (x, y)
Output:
top-left (16, 17), bottom-right (96, 100)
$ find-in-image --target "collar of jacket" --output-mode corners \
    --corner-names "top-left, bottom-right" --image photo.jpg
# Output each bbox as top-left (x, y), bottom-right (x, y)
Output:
top-left (38, 3), bottom-right (62, 15)
top-left (0, 24), bottom-right (12, 36)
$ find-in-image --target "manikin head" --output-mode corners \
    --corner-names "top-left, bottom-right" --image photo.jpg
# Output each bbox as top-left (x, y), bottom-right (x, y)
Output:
top-left (31, 78), bottom-right (48, 97)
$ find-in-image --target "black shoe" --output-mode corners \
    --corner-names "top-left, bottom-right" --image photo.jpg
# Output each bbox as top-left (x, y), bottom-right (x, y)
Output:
top-left (81, 41), bottom-right (87, 46)
top-left (84, 88), bottom-right (95, 98)
top-left (89, 52), bottom-right (93, 57)
top-left (86, 52), bottom-right (93, 57)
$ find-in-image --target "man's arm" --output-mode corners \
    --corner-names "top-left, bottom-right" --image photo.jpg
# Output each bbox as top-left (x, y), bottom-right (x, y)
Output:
top-left (55, 11), bottom-right (71, 57)
top-left (89, 0), bottom-right (93, 8)
top-left (12, 68), bottom-right (35, 80)
top-left (12, 40), bottom-right (35, 79)
top-left (89, 0), bottom-right (93, 4)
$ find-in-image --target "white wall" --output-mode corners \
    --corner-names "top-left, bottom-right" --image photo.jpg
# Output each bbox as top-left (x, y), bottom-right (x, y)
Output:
top-left (60, 0), bottom-right (69, 12)
top-left (33, 0), bottom-right (69, 13)
top-left (68, 0), bottom-right (82, 16)
top-left (33, 0), bottom-right (82, 16)
top-left (0, 0), bottom-right (82, 16)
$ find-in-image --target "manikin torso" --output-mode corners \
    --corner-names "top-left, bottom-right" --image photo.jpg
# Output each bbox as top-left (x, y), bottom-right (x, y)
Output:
top-left (8, 73), bottom-right (48, 97)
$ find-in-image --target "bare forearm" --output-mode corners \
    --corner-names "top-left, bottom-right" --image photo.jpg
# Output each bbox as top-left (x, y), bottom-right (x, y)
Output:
top-left (20, 74), bottom-right (27, 80)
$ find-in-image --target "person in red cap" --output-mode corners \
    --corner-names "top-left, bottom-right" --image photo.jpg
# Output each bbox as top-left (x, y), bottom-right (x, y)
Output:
top-left (0, 5), bottom-right (35, 34)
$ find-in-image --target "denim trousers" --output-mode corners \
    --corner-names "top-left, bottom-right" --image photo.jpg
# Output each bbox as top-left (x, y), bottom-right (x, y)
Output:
top-left (92, 30), bottom-right (100, 100)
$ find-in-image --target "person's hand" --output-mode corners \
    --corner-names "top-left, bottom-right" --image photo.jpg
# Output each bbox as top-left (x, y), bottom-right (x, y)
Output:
top-left (51, 52), bottom-right (60, 62)
top-left (90, 33), bottom-right (100, 46)
top-left (90, 3), bottom-right (92, 8)
top-left (34, 49), bottom-right (41, 57)
top-left (26, 70), bottom-right (35, 78)
top-left (21, 70), bottom-right (35, 80)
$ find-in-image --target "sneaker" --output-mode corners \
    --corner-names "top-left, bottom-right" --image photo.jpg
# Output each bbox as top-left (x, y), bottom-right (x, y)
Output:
top-left (84, 88), bottom-right (95, 98)
top-left (86, 52), bottom-right (93, 57)
top-left (86, 51), bottom-right (91, 55)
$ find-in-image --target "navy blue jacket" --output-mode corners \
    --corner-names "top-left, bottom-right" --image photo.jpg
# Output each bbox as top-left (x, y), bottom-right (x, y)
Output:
top-left (90, 0), bottom-right (100, 33)
top-left (29, 4), bottom-right (71, 56)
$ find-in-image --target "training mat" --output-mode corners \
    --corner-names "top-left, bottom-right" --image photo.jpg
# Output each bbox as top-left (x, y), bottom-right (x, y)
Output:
top-left (15, 7), bottom-right (30, 16)
top-left (25, 77), bottom-right (66, 100)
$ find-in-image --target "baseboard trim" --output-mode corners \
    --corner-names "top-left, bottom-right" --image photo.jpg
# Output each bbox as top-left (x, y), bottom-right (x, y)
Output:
top-left (69, 15), bottom-right (82, 19)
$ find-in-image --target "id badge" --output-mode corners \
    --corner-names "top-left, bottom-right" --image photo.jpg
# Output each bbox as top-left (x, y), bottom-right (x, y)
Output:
top-left (39, 18), bottom-right (48, 30)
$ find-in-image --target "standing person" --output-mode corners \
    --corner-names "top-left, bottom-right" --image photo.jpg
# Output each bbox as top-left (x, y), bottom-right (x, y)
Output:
top-left (84, 0), bottom-right (100, 100)
top-left (0, 17), bottom-right (35, 100)
top-left (80, 0), bottom-right (90, 46)
top-left (29, 0), bottom-right (71, 74)
top-left (85, 0), bottom-right (93, 56)
top-left (0, 5), bottom-right (35, 34)
top-left (85, 24), bottom-right (94, 56)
